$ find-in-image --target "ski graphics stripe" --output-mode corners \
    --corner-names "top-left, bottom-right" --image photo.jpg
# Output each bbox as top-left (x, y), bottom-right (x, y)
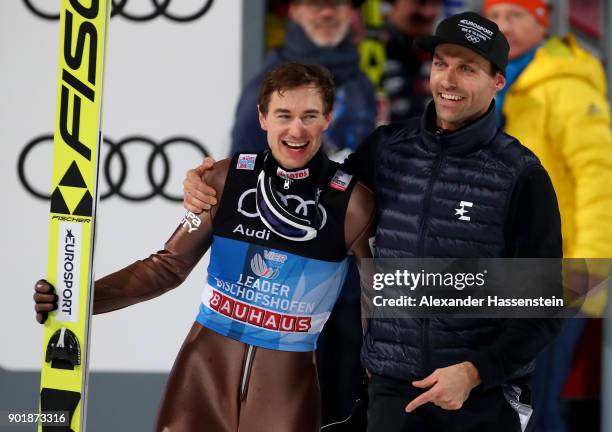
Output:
top-left (39, 1), bottom-right (110, 431)
top-left (359, 0), bottom-right (386, 89)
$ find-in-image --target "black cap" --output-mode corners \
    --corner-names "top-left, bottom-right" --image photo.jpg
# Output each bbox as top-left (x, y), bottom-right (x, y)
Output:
top-left (415, 11), bottom-right (509, 74)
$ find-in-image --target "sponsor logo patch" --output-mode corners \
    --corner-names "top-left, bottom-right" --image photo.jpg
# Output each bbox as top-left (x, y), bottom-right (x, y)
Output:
top-left (181, 211), bottom-right (202, 233)
top-left (237, 154), bottom-right (257, 170)
top-left (236, 188), bottom-right (329, 228)
top-left (276, 167), bottom-right (309, 180)
top-left (458, 19), bottom-right (493, 44)
top-left (251, 251), bottom-right (287, 279)
top-left (209, 290), bottom-right (311, 332)
top-left (55, 222), bottom-right (83, 323)
top-left (455, 200), bottom-right (473, 221)
top-left (329, 170), bottom-right (353, 192)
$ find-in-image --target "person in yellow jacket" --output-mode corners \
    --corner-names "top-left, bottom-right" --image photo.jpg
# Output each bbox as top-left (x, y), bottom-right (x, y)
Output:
top-left (484, 1), bottom-right (612, 431)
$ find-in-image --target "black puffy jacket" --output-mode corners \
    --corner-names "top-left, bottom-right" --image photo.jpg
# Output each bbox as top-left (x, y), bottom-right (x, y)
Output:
top-left (344, 102), bottom-right (562, 389)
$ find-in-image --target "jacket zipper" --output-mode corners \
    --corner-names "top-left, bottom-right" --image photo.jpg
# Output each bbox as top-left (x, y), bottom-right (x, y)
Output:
top-left (417, 146), bottom-right (445, 256)
top-left (418, 136), bottom-right (444, 373)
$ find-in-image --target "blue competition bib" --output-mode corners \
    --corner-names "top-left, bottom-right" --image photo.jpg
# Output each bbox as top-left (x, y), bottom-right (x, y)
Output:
top-left (197, 236), bottom-right (349, 351)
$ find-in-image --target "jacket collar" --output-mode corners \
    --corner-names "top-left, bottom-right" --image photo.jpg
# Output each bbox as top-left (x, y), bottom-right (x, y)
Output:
top-left (420, 100), bottom-right (498, 155)
top-left (263, 149), bottom-right (328, 188)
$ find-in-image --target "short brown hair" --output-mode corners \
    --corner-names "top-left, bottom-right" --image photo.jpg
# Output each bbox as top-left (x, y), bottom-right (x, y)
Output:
top-left (258, 63), bottom-right (336, 116)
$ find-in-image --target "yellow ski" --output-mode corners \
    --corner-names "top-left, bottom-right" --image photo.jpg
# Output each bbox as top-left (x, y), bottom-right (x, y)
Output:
top-left (39, 1), bottom-right (110, 431)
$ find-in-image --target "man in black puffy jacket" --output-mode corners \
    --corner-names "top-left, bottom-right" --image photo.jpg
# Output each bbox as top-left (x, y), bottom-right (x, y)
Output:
top-left (183, 11), bottom-right (561, 432)
top-left (348, 11), bottom-right (561, 432)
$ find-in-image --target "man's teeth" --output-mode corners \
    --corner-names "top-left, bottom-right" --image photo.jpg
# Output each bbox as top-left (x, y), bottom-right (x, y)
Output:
top-left (284, 141), bottom-right (308, 148)
top-left (440, 93), bottom-right (463, 101)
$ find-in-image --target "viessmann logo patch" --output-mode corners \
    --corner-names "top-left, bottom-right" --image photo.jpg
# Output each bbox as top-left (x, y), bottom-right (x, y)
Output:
top-left (250, 250), bottom-right (287, 279)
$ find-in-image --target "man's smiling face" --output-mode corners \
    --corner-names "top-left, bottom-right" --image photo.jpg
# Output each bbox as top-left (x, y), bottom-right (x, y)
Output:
top-left (430, 43), bottom-right (505, 130)
top-left (258, 85), bottom-right (331, 169)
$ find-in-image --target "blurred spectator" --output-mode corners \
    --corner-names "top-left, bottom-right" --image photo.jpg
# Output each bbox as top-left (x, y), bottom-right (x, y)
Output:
top-left (383, 0), bottom-right (441, 122)
top-left (362, 0), bottom-right (442, 124)
top-left (484, 1), bottom-right (612, 431)
top-left (231, 1), bottom-right (376, 428)
top-left (231, 0), bottom-right (375, 159)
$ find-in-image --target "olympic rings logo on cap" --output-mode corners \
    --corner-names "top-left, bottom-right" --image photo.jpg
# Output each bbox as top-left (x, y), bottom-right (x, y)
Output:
top-left (23, 0), bottom-right (214, 22)
top-left (465, 34), bottom-right (482, 44)
top-left (18, 134), bottom-right (209, 202)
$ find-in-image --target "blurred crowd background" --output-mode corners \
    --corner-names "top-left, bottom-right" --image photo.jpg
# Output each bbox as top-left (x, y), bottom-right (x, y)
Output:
top-left (2, 1), bottom-right (610, 431)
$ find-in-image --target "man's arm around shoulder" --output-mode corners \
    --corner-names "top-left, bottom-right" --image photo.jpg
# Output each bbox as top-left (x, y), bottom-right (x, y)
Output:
top-left (345, 182), bottom-right (376, 259)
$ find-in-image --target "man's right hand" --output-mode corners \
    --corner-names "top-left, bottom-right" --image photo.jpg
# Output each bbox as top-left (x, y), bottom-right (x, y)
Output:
top-left (183, 157), bottom-right (218, 213)
top-left (34, 279), bottom-right (58, 324)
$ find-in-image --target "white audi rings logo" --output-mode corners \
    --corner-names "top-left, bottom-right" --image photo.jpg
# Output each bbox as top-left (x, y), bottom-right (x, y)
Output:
top-left (18, 134), bottom-right (209, 202)
top-left (23, 0), bottom-right (214, 22)
top-left (237, 188), bottom-right (328, 229)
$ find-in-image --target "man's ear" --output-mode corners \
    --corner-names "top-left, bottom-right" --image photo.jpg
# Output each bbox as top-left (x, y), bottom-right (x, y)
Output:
top-left (495, 73), bottom-right (506, 92)
top-left (257, 105), bottom-right (268, 131)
